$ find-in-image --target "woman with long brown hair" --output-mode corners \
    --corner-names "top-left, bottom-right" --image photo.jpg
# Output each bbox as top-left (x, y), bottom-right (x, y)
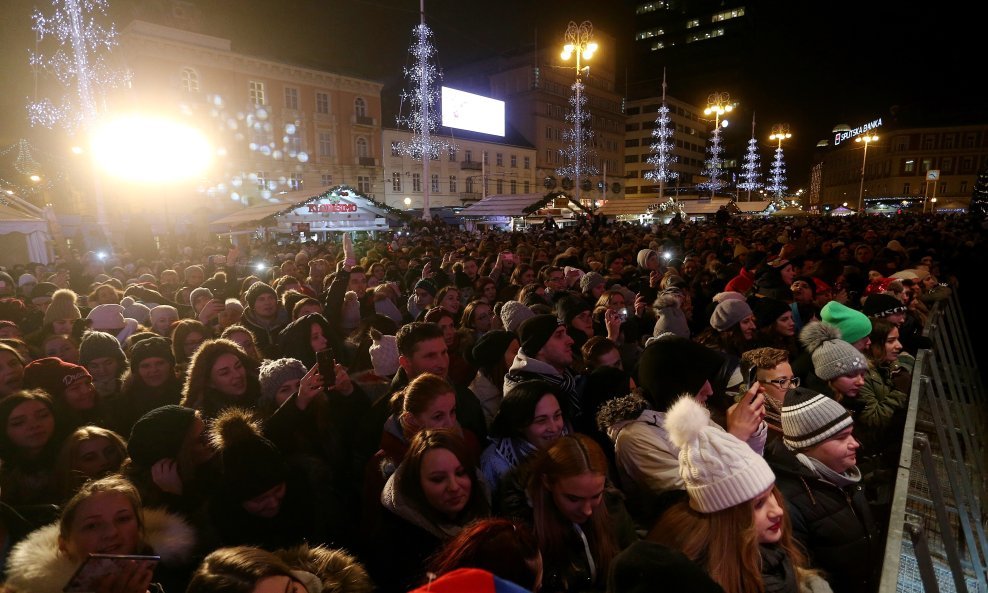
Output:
top-left (180, 339), bottom-right (261, 420)
top-left (649, 396), bottom-right (826, 593)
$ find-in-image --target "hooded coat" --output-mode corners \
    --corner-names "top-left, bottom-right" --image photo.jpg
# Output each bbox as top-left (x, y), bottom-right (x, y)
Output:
top-left (3, 507), bottom-right (196, 593)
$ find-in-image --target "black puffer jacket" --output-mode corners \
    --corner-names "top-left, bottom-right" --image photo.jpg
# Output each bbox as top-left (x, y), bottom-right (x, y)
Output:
top-left (765, 439), bottom-right (880, 593)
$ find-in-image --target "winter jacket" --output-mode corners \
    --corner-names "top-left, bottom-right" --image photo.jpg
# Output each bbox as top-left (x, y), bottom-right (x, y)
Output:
top-left (469, 370), bottom-right (502, 427)
top-left (4, 506), bottom-right (197, 593)
top-left (504, 352), bottom-right (583, 420)
top-left (240, 306), bottom-right (290, 359)
top-left (764, 439), bottom-right (880, 593)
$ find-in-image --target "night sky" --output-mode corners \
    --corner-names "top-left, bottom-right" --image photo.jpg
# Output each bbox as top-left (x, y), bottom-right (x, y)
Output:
top-left (2, 0), bottom-right (985, 188)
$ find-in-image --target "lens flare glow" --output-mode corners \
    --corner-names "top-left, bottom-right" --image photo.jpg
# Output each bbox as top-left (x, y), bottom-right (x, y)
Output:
top-left (90, 115), bottom-right (212, 183)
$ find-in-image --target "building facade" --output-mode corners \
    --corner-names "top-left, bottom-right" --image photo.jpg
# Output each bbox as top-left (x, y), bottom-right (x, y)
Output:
top-left (115, 19), bottom-right (384, 214)
top-left (814, 123), bottom-right (988, 211)
top-left (380, 128), bottom-right (537, 211)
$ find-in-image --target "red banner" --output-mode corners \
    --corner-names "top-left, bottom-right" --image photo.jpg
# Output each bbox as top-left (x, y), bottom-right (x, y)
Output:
top-left (307, 203), bottom-right (357, 213)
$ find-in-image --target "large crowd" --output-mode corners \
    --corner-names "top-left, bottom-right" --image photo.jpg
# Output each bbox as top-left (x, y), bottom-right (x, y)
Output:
top-left (0, 211), bottom-right (983, 593)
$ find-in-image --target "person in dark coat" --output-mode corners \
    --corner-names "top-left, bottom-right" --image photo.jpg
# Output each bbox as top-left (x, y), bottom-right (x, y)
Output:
top-left (765, 387), bottom-right (881, 593)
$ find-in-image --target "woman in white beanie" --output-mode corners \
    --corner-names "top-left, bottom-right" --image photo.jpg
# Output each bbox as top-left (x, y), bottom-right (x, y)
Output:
top-left (648, 396), bottom-right (830, 593)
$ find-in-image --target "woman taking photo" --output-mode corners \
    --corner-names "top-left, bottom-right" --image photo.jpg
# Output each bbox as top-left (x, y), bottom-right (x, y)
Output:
top-left (370, 429), bottom-right (489, 593)
top-left (649, 396), bottom-right (827, 593)
top-left (5, 475), bottom-right (196, 593)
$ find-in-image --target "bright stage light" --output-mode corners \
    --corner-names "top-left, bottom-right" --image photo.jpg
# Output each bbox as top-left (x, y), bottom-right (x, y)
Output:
top-left (90, 115), bottom-right (212, 183)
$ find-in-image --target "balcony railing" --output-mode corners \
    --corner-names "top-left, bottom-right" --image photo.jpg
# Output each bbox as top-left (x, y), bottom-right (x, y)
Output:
top-left (353, 115), bottom-right (375, 126)
top-left (359, 157), bottom-right (377, 167)
top-left (460, 161), bottom-right (482, 171)
top-left (459, 192), bottom-right (482, 202)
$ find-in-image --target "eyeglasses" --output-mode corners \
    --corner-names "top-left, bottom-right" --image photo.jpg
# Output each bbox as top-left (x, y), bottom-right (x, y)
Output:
top-left (762, 376), bottom-right (800, 389)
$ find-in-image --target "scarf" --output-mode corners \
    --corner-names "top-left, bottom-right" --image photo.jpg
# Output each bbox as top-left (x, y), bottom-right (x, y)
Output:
top-left (492, 436), bottom-right (538, 471)
top-left (795, 453), bottom-right (862, 489)
top-left (761, 544), bottom-right (799, 593)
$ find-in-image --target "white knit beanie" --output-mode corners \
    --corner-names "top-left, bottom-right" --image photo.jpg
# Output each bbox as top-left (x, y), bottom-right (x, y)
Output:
top-left (665, 396), bottom-right (776, 513)
top-left (500, 300), bottom-right (535, 333)
top-left (369, 330), bottom-right (399, 378)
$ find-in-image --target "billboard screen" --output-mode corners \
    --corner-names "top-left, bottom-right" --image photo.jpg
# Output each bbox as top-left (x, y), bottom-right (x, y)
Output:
top-left (441, 86), bottom-right (505, 137)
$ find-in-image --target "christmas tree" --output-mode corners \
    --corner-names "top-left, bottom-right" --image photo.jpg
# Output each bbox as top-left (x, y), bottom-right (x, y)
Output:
top-left (766, 147), bottom-right (789, 208)
top-left (395, 17), bottom-right (453, 219)
top-left (971, 163), bottom-right (988, 217)
top-left (697, 126), bottom-right (727, 197)
top-left (738, 116), bottom-right (763, 201)
top-left (644, 71), bottom-right (677, 200)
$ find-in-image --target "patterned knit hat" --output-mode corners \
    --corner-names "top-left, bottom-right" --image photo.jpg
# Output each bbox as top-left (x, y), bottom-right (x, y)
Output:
top-left (781, 387), bottom-right (854, 450)
top-left (369, 330), bottom-right (400, 378)
top-left (500, 300), bottom-right (535, 333)
top-left (665, 396), bottom-right (776, 513)
top-left (23, 357), bottom-right (92, 401)
top-left (820, 301), bottom-right (872, 344)
top-left (799, 321), bottom-right (869, 381)
top-left (710, 299), bottom-right (753, 332)
top-left (258, 357), bottom-right (307, 407)
top-left (579, 271), bottom-right (606, 294)
top-left (862, 293), bottom-right (905, 318)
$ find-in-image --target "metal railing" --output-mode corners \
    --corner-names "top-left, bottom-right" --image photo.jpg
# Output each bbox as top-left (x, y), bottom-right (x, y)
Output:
top-left (880, 290), bottom-right (988, 593)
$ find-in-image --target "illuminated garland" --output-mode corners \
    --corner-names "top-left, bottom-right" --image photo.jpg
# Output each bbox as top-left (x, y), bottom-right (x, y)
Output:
top-left (395, 23), bottom-right (453, 160)
top-left (697, 126), bottom-right (726, 194)
top-left (766, 145), bottom-right (789, 207)
top-left (644, 102), bottom-right (677, 184)
top-left (738, 135), bottom-right (763, 194)
top-left (556, 80), bottom-right (599, 183)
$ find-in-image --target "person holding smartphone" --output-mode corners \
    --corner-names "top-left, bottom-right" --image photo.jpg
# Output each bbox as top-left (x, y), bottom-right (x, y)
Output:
top-left (5, 475), bottom-right (196, 593)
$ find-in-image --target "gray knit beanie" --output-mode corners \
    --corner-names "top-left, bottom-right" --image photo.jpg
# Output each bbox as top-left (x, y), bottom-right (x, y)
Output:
top-left (710, 299), bottom-right (753, 332)
top-left (500, 300), bottom-right (536, 333)
top-left (799, 321), bottom-right (869, 381)
top-left (79, 330), bottom-right (126, 366)
top-left (258, 357), bottom-right (308, 408)
top-left (580, 272), bottom-right (606, 294)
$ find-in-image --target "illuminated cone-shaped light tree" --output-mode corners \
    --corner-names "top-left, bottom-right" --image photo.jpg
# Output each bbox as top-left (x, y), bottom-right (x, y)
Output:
top-left (645, 70), bottom-right (678, 203)
top-left (698, 92), bottom-right (733, 199)
top-left (766, 123), bottom-right (792, 208)
top-left (558, 21), bottom-right (600, 208)
top-left (738, 115), bottom-right (763, 201)
top-left (971, 163), bottom-right (988, 217)
top-left (395, 2), bottom-right (453, 220)
top-left (29, 0), bottom-right (124, 131)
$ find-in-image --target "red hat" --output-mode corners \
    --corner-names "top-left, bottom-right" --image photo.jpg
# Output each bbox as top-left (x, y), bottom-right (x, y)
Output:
top-left (23, 357), bottom-right (92, 401)
top-left (811, 277), bottom-right (832, 294)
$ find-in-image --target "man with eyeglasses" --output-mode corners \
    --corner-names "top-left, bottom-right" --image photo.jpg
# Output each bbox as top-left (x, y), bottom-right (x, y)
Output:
top-left (741, 347), bottom-right (798, 443)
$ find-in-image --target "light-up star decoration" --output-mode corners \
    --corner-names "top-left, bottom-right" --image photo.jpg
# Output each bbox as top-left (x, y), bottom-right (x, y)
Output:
top-left (28, 0), bottom-right (127, 131)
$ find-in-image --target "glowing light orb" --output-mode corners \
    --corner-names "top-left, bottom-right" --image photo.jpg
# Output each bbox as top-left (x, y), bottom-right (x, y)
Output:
top-left (90, 115), bottom-right (211, 183)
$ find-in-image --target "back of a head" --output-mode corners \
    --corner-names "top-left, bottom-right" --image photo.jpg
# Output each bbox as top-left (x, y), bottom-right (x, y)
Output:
top-left (636, 337), bottom-right (723, 412)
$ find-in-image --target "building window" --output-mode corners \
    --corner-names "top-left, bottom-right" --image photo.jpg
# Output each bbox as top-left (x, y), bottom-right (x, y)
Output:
top-left (412, 173), bottom-right (422, 192)
top-left (626, 139), bottom-right (640, 147)
top-left (356, 137), bottom-right (369, 158)
top-left (449, 176), bottom-right (457, 192)
top-left (903, 182), bottom-right (910, 194)
top-left (483, 152), bottom-right (489, 164)
top-left (524, 156), bottom-right (530, 169)
top-left (686, 28), bottom-right (725, 43)
top-left (962, 156), bottom-right (974, 171)
top-left (941, 157), bottom-right (953, 172)
top-left (289, 172), bottom-right (303, 191)
top-left (432, 174), bottom-right (440, 192)
top-left (650, 41), bottom-right (665, 51)
top-left (321, 174), bottom-right (333, 187)
top-left (286, 131), bottom-right (302, 156)
top-left (465, 178), bottom-right (474, 193)
top-left (181, 68), bottom-right (199, 92)
top-left (510, 155), bottom-right (517, 168)
top-left (523, 181), bottom-right (530, 192)
top-left (510, 180), bottom-right (517, 194)
top-left (922, 135), bottom-right (935, 150)
top-left (635, 1), bottom-right (667, 14)
top-left (357, 176), bottom-right (371, 193)
top-left (635, 28), bottom-right (665, 40)
top-left (961, 181), bottom-right (968, 193)
top-left (712, 7), bottom-right (745, 22)
top-left (939, 182), bottom-right (946, 194)
top-left (391, 142), bottom-right (401, 157)
top-left (943, 135), bottom-right (955, 149)
top-left (921, 158), bottom-right (932, 172)
top-left (496, 153), bottom-right (503, 166)
top-left (316, 92), bottom-right (329, 114)
top-left (256, 171), bottom-right (267, 190)
top-left (392, 172), bottom-right (402, 191)
top-left (248, 81), bottom-right (266, 105)
top-left (285, 87), bottom-right (299, 110)
top-left (449, 147), bottom-right (457, 161)
top-left (903, 159), bottom-right (915, 173)
top-left (465, 150), bottom-right (473, 162)
top-left (964, 134), bottom-right (976, 148)
top-left (496, 179), bottom-right (503, 194)
top-left (354, 97), bottom-right (367, 117)
top-left (686, 18), bottom-right (700, 28)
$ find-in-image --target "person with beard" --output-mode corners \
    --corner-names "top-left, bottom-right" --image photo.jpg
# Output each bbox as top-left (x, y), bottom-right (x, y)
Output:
top-left (180, 339), bottom-right (262, 421)
top-left (106, 336), bottom-right (183, 436)
top-left (78, 330), bottom-right (127, 400)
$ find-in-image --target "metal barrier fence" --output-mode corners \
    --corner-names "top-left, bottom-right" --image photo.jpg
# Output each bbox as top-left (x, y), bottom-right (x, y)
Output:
top-left (880, 290), bottom-right (988, 593)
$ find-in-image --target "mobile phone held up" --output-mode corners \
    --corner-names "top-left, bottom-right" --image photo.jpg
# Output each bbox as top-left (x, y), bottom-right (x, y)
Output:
top-left (317, 348), bottom-right (336, 390)
top-left (64, 554), bottom-right (160, 592)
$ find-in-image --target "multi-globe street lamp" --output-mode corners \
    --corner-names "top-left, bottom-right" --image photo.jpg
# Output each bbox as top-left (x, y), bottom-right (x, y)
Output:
top-left (855, 133), bottom-right (879, 212)
top-left (560, 20), bottom-right (597, 207)
top-left (702, 92), bottom-right (733, 199)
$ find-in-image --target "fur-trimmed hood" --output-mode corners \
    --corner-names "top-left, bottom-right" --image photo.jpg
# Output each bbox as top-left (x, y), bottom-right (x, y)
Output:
top-left (381, 473), bottom-right (461, 541)
top-left (4, 506), bottom-right (196, 593)
top-left (595, 393), bottom-right (668, 443)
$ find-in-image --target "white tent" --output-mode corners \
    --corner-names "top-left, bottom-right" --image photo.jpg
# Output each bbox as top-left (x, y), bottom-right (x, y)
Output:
top-left (0, 201), bottom-right (52, 266)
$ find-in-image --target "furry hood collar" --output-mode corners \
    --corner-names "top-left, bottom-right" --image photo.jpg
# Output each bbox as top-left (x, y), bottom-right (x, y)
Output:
top-left (4, 506), bottom-right (196, 593)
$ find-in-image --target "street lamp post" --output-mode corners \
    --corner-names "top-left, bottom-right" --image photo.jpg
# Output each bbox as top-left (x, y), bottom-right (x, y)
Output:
top-left (855, 133), bottom-right (878, 213)
top-left (560, 21), bottom-right (597, 208)
top-left (702, 92), bottom-right (733, 199)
